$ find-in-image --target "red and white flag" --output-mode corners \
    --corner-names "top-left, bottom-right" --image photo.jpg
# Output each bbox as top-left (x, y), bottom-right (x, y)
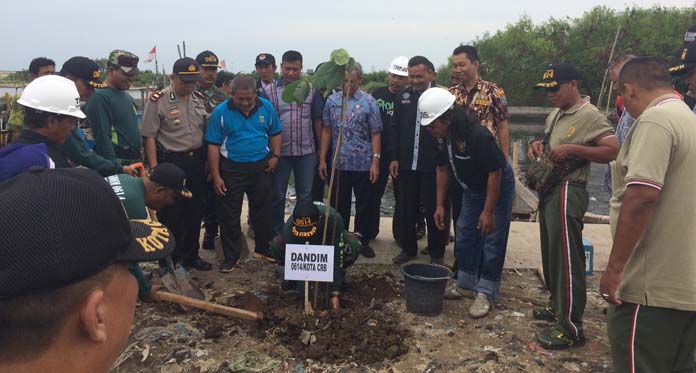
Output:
top-left (144, 46), bottom-right (157, 63)
top-left (219, 59), bottom-right (227, 71)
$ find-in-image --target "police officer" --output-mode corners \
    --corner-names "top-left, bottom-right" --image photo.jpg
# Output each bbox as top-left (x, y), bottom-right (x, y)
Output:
top-left (141, 57), bottom-right (212, 271)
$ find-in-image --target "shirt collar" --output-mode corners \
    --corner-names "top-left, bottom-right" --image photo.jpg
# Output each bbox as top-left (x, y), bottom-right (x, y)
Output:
top-left (227, 97), bottom-right (263, 118)
top-left (645, 93), bottom-right (682, 110)
top-left (561, 96), bottom-right (591, 114)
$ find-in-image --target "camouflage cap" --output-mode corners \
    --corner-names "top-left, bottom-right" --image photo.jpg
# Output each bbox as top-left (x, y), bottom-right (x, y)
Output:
top-left (107, 49), bottom-right (139, 73)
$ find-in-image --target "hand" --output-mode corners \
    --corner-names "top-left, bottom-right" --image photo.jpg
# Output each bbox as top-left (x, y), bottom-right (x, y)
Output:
top-left (213, 176), bottom-right (227, 197)
top-left (434, 206), bottom-right (447, 231)
top-left (478, 210), bottom-right (495, 236)
top-left (599, 265), bottom-right (624, 305)
top-left (389, 161), bottom-right (399, 179)
top-left (527, 140), bottom-right (544, 161)
top-left (318, 161), bottom-right (328, 181)
top-left (265, 157), bottom-right (279, 173)
top-left (369, 161), bottom-right (379, 184)
top-left (148, 89), bottom-right (162, 102)
top-left (549, 144), bottom-right (575, 162)
top-left (121, 165), bottom-right (138, 177)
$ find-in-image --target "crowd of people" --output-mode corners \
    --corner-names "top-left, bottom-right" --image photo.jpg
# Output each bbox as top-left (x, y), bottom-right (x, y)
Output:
top-left (1, 38), bottom-right (696, 372)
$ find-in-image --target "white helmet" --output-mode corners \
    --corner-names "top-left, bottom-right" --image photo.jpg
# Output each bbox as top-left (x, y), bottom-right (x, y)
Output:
top-left (17, 75), bottom-right (86, 119)
top-left (418, 87), bottom-right (456, 126)
top-left (388, 56), bottom-right (409, 77)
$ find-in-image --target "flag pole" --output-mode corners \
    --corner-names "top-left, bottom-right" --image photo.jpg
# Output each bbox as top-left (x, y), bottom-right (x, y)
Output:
top-left (154, 46), bottom-right (159, 88)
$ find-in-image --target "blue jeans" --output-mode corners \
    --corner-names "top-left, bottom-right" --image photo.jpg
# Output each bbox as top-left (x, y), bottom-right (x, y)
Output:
top-left (455, 164), bottom-right (515, 300)
top-left (272, 153), bottom-right (317, 233)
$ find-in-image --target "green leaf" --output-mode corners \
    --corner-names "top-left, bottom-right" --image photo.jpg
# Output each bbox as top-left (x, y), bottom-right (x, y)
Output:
top-left (330, 49), bottom-right (351, 65)
top-left (293, 80), bottom-right (310, 105)
top-left (281, 80), bottom-right (303, 104)
top-left (313, 61), bottom-right (338, 91)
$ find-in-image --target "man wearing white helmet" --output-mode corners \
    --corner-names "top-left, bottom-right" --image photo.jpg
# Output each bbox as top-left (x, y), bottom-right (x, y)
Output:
top-left (10, 75), bottom-right (86, 168)
top-left (419, 87), bottom-right (514, 319)
top-left (367, 56), bottom-right (409, 246)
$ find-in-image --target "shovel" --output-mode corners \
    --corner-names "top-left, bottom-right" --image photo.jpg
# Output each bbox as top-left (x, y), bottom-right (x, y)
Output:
top-left (151, 290), bottom-right (263, 321)
top-left (161, 256), bottom-right (206, 301)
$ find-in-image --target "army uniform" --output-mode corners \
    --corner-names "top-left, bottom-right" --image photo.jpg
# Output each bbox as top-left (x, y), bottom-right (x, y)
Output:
top-left (141, 71), bottom-right (209, 268)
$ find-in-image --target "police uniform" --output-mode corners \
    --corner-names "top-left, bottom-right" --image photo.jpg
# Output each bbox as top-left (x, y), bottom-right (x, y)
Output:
top-left (140, 58), bottom-right (210, 269)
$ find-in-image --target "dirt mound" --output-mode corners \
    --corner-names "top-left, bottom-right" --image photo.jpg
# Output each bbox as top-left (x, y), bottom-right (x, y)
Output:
top-left (245, 274), bottom-right (411, 365)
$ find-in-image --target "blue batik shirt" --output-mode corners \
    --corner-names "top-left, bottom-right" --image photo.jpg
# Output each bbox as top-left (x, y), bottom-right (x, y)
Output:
top-left (322, 89), bottom-right (382, 171)
top-left (604, 109), bottom-right (636, 193)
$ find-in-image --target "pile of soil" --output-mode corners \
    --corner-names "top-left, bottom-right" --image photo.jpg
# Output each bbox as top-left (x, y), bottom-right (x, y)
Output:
top-left (239, 273), bottom-right (411, 364)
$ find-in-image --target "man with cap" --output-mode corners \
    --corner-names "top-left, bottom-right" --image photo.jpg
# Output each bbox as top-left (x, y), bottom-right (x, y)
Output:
top-left (527, 63), bottom-right (618, 349)
top-left (270, 200), bottom-right (362, 311)
top-left (265, 50), bottom-right (325, 235)
top-left (0, 168), bottom-right (174, 373)
top-left (141, 57), bottom-right (212, 271)
top-left (419, 87), bottom-right (515, 319)
top-left (255, 53), bottom-right (276, 98)
top-left (86, 50), bottom-right (142, 165)
top-left (194, 50), bottom-right (228, 254)
top-left (105, 162), bottom-right (192, 298)
top-left (58, 56), bottom-right (138, 176)
top-left (669, 41), bottom-right (696, 112)
top-left (602, 56), bottom-right (696, 373)
top-left (368, 56), bottom-right (409, 247)
top-left (206, 74), bottom-right (282, 272)
top-left (10, 75), bottom-right (85, 168)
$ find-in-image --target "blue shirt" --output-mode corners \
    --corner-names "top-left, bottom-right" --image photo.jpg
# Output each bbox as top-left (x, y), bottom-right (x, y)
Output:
top-left (205, 97), bottom-right (282, 162)
top-left (323, 89), bottom-right (382, 171)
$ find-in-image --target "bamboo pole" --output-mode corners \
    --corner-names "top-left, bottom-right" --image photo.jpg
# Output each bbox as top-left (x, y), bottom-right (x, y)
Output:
top-left (597, 26), bottom-right (622, 111)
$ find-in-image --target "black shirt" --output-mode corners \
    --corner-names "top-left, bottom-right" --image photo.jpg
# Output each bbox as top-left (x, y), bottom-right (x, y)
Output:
top-left (13, 130), bottom-right (70, 168)
top-left (436, 109), bottom-right (506, 192)
top-left (387, 86), bottom-right (441, 172)
top-left (371, 86), bottom-right (397, 159)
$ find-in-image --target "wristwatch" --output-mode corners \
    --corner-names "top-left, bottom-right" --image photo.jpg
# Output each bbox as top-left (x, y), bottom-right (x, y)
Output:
top-left (373, 153), bottom-right (381, 159)
top-left (271, 153), bottom-right (280, 159)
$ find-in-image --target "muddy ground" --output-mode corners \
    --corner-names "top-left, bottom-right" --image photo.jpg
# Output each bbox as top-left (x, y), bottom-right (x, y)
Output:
top-left (113, 257), bottom-right (613, 373)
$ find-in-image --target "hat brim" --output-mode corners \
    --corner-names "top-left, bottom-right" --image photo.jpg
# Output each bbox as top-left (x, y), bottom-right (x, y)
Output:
top-left (89, 80), bottom-right (107, 89)
top-left (179, 187), bottom-right (192, 199)
top-left (178, 74), bottom-right (202, 82)
top-left (668, 63), bottom-right (696, 76)
top-left (255, 60), bottom-right (273, 66)
top-left (291, 221), bottom-right (320, 240)
top-left (388, 68), bottom-right (408, 77)
top-left (534, 81), bottom-right (559, 89)
top-left (199, 64), bottom-right (219, 69)
top-left (119, 219), bottom-right (175, 262)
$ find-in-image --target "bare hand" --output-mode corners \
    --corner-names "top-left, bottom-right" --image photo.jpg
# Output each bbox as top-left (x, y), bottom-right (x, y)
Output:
top-left (369, 161), bottom-right (380, 184)
top-left (434, 206), bottom-right (447, 231)
top-left (121, 165), bottom-right (138, 177)
top-left (549, 144), bottom-right (576, 162)
top-left (318, 161), bottom-right (328, 181)
top-left (478, 210), bottom-right (495, 236)
top-left (389, 161), bottom-right (399, 179)
top-left (527, 140), bottom-right (544, 161)
top-left (265, 157), bottom-right (279, 173)
top-left (148, 89), bottom-right (162, 102)
top-left (599, 266), bottom-right (624, 305)
top-left (213, 176), bottom-right (227, 197)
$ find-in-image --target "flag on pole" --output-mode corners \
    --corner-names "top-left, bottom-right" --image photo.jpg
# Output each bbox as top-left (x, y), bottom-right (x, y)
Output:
top-left (144, 46), bottom-right (157, 63)
top-left (219, 59), bottom-right (227, 71)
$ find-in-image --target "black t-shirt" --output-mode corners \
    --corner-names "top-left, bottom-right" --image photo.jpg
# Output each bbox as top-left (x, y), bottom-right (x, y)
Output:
top-left (436, 109), bottom-right (506, 192)
top-left (371, 86), bottom-right (397, 157)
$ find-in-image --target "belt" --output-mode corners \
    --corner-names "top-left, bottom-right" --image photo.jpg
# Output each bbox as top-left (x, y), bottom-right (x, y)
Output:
top-left (158, 147), bottom-right (204, 157)
top-left (114, 146), bottom-right (141, 160)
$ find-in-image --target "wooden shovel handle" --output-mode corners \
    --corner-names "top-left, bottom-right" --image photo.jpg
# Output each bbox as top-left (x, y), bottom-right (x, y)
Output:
top-left (152, 291), bottom-right (263, 321)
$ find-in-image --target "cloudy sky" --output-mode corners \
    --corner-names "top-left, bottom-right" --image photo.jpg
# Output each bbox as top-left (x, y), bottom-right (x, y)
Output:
top-left (1, 0), bottom-right (692, 73)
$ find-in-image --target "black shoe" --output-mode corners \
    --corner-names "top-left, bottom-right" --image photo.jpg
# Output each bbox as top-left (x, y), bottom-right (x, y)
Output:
top-left (202, 236), bottom-right (215, 251)
top-left (183, 258), bottom-right (213, 272)
top-left (392, 251), bottom-right (416, 264)
top-left (252, 246), bottom-right (277, 263)
top-left (219, 258), bottom-right (237, 273)
top-left (361, 244), bottom-right (376, 258)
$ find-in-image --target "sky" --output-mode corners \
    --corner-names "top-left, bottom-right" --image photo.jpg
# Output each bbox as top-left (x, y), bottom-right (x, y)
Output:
top-left (1, 0), bottom-right (692, 73)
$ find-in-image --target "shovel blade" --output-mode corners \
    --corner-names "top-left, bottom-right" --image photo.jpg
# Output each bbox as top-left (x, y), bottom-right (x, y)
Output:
top-left (174, 267), bottom-right (206, 300)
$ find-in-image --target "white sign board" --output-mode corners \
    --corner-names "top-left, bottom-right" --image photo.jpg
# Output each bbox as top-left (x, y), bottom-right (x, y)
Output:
top-left (284, 244), bottom-right (334, 282)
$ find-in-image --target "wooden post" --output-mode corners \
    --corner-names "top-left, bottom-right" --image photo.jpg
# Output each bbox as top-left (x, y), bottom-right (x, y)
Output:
top-left (512, 142), bottom-right (519, 176)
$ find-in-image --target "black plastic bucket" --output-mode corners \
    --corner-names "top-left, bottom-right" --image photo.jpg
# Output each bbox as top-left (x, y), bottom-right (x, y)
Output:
top-left (401, 263), bottom-right (453, 316)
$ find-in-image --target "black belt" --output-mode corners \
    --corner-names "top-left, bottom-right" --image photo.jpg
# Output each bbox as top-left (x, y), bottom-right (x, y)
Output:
top-left (158, 147), bottom-right (204, 158)
top-left (114, 146), bottom-right (141, 160)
